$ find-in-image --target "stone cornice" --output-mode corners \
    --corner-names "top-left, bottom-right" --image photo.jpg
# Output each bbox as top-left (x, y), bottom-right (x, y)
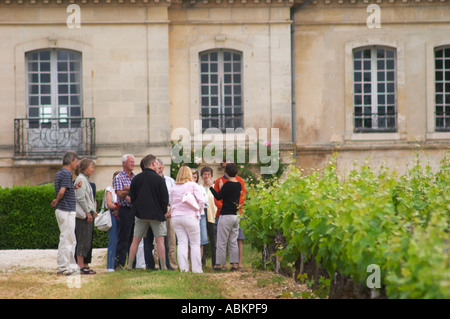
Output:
top-left (0, 0), bottom-right (448, 6)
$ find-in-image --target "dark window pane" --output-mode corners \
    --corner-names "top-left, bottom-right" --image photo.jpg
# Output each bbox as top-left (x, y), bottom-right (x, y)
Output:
top-left (386, 60), bottom-right (395, 70)
top-left (28, 107), bottom-right (39, 117)
top-left (58, 62), bottom-right (68, 72)
top-left (377, 49), bottom-right (385, 58)
top-left (29, 96), bottom-right (39, 105)
top-left (70, 107), bottom-right (81, 117)
top-left (40, 73), bottom-right (51, 83)
top-left (58, 73), bottom-right (68, 83)
top-left (41, 96), bottom-right (51, 105)
top-left (40, 62), bottom-right (50, 72)
top-left (58, 85), bottom-right (68, 94)
top-left (387, 72), bottom-right (395, 81)
top-left (70, 95), bottom-right (80, 105)
top-left (387, 83), bottom-right (395, 93)
top-left (40, 50), bottom-right (50, 60)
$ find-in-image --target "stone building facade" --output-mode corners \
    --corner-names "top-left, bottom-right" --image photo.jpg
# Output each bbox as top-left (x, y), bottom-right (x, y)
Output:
top-left (0, 0), bottom-right (448, 188)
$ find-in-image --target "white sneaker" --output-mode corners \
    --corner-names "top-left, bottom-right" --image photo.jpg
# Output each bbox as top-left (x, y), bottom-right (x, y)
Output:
top-left (106, 269), bottom-right (115, 273)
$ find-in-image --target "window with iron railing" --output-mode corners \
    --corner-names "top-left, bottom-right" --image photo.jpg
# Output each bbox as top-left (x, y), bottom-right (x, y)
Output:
top-left (199, 50), bottom-right (243, 132)
top-left (14, 48), bottom-right (94, 158)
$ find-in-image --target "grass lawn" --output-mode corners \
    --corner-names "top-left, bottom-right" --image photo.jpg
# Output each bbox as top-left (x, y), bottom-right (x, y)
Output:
top-left (1, 244), bottom-right (306, 299)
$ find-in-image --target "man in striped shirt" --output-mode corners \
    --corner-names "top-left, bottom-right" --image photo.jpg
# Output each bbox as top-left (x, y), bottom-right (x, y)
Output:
top-left (51, 150), bottom-right (81, 276)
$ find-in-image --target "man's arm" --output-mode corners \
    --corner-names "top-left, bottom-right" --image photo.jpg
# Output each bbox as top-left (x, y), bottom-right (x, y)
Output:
top-left (213, 178), bottom-right (223, 217)
top-left (160, 180), bottom-right (169, 214)
top-left (51, 187), bottom-right (66, 207)
top-left (237, 177), bottom-right (247, 214)
top-left (116, 187), bottom-right (129, 199)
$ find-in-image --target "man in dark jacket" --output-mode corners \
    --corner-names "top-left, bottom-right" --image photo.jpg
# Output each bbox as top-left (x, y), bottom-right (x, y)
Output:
top-left (126, 154), bottom-right (169, 270)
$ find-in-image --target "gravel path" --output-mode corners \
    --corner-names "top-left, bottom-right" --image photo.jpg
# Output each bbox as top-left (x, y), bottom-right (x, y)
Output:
top-left (0, 248), bottom-right (107, 273)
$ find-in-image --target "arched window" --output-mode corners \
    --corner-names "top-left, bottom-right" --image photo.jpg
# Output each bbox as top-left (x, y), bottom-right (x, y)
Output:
top-left (434, 46), bottom-right (450, 131)
top-left (199, 50), bottom-right (243, 132)
top-left (353, 46), bottom-right (397, 133)
top-left (22, 48), bottom-right (86, 155)
top-left (26, 49), bottom-right (82, 127)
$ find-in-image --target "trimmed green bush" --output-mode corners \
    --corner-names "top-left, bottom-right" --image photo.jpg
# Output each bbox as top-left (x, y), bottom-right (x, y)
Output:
top-left (0, 184), bottom-right (108, 249)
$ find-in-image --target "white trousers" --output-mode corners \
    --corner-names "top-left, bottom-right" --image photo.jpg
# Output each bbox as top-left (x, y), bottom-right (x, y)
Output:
top-left (172, 215), bottom-right (203, 273)
top-left (55, 209), bottom-right (79, 274)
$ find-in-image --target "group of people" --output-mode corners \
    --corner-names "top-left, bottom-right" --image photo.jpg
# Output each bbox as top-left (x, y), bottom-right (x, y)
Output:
top-left (51, 150), bottom-right (247, 276)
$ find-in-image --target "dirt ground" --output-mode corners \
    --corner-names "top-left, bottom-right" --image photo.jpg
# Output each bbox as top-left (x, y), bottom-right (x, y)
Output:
top-left (0, 248), bottom-right (309, 299)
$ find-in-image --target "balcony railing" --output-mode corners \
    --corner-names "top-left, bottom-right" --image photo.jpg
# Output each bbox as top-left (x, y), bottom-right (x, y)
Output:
top-left (200, 113), bottom-right (243, 133)
top-left (14, 117), bottom-right (95, 158)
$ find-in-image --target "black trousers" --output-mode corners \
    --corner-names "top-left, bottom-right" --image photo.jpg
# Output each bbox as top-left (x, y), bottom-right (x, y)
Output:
top-left (116, 206), bottom-right (135, 268)
top-left (207, 221), bottom-right (216, 267)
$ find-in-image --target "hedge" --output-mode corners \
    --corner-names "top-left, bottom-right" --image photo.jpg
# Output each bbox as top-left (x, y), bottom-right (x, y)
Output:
top-left (0, 184), bottom-right (108, 249)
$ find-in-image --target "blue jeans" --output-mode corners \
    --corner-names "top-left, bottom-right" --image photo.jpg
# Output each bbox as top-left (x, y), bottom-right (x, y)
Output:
top-left (199, 214), bottom-right (209, 245)
top-left (107, 211), bottom-right (118, 270)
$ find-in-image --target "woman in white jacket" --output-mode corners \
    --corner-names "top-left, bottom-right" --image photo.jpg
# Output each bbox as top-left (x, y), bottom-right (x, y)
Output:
top-left (169, 166), bottom-right (205, 273)
top-left (74, 158), bottom-right (97, 274)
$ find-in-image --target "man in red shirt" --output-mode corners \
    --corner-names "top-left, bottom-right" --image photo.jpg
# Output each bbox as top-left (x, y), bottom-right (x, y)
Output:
top-left (213, 159), bottom-right (247, 268)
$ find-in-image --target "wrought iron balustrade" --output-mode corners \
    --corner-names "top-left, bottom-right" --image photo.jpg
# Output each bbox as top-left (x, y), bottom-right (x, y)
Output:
top-left (200, 113), bottom-right (243, 133)
top-left (14, 117), bottom-right (95, 158)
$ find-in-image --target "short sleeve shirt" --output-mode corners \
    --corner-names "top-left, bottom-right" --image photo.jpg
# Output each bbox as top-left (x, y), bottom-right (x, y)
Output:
top-left (54, 168), bottom-right (76, 212)
top-left (113, 171), bottom-right (135, 207)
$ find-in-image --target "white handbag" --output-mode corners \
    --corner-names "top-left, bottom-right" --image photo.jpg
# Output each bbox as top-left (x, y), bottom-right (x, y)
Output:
top-left (182, 188), bottom-right (200, 210)
top-left (94, 192), bottom-right (112, 231)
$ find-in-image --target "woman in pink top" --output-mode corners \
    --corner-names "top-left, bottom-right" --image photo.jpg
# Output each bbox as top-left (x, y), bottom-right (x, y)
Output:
top-left (169, 166), bottom-right (206, 273)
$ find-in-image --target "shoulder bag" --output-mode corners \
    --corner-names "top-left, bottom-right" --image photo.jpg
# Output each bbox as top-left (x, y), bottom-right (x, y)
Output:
top-left (94, 191), bottom-right (112, 231)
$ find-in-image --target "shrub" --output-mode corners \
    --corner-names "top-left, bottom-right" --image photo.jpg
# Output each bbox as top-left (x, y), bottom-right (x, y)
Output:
top-left (0, 184), bottom-right (109, 249)
top-left (242, 152), bottom-right (450, 299)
